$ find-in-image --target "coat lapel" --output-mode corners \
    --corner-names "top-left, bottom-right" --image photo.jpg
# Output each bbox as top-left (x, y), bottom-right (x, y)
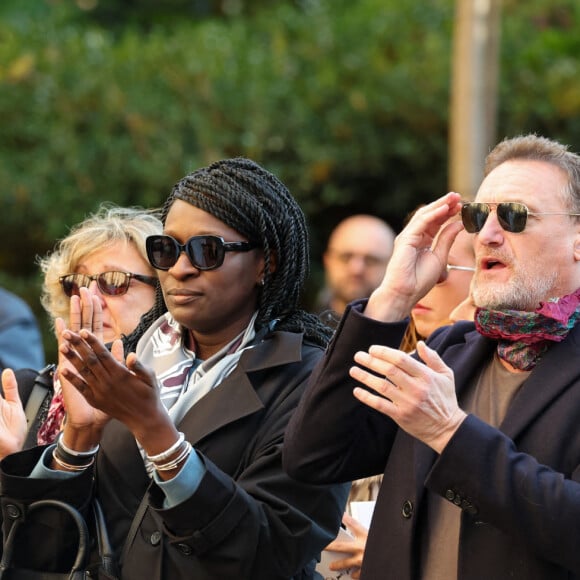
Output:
top-left (176, 330), bottom-right (304, 445)
top-left (412, 323), bottom-right (580, 450)
top-left (407, 324), bottom-right (580, 509)
top-left (101, 331), bottom-right (304, 490)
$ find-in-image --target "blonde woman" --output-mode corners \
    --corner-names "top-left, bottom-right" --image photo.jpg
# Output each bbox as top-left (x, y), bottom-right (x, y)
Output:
top-left (0, 204), bottom-right (162, 455)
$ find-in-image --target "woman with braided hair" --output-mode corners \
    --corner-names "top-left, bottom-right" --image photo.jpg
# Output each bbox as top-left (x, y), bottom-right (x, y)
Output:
top-left (0, 158), bottom-right (349, 579)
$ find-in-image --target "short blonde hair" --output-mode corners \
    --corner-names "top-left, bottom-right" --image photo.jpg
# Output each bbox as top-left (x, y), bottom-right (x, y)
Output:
top-left (38, 204), bottom-right (162, 326)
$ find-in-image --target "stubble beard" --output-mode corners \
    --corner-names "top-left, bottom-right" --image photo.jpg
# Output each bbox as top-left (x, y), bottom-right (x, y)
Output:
top-left (472, 267), bottom-right (559, 312)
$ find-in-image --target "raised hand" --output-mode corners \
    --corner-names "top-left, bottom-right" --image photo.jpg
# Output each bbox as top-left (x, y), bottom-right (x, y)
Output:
top-left (54, 287), bottom-right (110, 445)
top-left (0, 369), bottom-right (28, 459)
top-left (350, 341), bottom-right (467, 452)
top-left (366, 192), bottom-right (464, 321)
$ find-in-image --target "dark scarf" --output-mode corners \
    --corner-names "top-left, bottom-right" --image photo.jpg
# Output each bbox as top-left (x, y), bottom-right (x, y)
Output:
top-left (474, 287), bottom-right (580, 371)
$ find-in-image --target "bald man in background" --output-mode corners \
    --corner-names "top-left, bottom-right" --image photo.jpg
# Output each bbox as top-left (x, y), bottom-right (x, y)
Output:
top-left (317, 214), bottom-right (396, 326)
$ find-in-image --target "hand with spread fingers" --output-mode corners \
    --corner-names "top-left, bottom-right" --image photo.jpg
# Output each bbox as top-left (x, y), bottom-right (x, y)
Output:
top-left (350, 341), bottom-right (467, 453)
top-left (366, 192), bottom-right (464, 322)
top-left (58, 326), bottom-right (166, 444)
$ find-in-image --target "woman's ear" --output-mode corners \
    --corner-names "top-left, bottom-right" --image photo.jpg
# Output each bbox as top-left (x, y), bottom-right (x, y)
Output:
top-left (574, 239), bottom-right (580, 262)
top-left (574, 227), bottom-right (580, 262)
top-left (257, 252), bottom-right (277, 284)
top-left (267, 251), bottom-right (277, 274)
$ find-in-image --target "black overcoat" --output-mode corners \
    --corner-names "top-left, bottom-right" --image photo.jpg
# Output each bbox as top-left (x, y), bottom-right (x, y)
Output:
top-left (284, 302), bottom-right (580, 580)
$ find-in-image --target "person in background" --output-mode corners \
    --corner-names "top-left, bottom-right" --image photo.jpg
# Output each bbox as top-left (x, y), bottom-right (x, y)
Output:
top-left (0, 158), bottom-right (348, 579)
top-left (38, 204), bottom-right (161, 347)
top-left (322, 228), bottom-right (475, 578)
top-left (316, 214), bottom-right (396, 326)
top-left (0, 204), bottom-right (162, 457)
top-left (449, 288), bottom-right (477, 324)
top-left (0, 286), bottom-right (45, 372)
top-left (285, 134), bottom-right (580, 579)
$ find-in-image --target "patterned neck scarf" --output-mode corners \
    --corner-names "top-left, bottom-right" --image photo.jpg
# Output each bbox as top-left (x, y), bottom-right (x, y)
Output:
top-left (136, 311), bottom-right (259, 475)
top-left (136, 311), bottom-right (259, 423)
top-left (37, 312), bottom-right (259, 448)
top-left (475, 287), bottom-right (580, 370)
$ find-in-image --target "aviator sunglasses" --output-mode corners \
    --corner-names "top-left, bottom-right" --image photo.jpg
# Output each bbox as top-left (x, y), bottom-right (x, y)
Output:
top-left (146, 234), bottom-right (256, 271)
top-left (60, 271), bottom-right (157, 298)
top-left (461, 202), bottom-right (580, 234)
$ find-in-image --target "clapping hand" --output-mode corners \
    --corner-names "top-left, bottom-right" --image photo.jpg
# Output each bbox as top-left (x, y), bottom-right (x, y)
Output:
top-left (0, 369), bottom-right (27, 459)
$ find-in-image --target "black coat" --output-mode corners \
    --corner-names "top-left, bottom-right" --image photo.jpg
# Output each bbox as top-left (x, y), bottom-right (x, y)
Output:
top-left (1, 330), bottom-right (349, 580)
top-left (284, 302), bottom-right (580, 580)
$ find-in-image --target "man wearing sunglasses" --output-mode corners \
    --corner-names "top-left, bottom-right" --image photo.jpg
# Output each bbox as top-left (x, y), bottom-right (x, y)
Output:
top-left (285, 134), bottom-right (580, 579)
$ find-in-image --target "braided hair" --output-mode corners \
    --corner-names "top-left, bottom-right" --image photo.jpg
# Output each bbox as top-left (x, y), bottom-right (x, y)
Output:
top-left (124, 158), bottom-right (332, 353)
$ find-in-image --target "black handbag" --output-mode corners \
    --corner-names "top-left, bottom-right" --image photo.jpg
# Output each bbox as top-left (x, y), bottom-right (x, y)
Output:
top-left (0, 499), bottom-right (119, 580)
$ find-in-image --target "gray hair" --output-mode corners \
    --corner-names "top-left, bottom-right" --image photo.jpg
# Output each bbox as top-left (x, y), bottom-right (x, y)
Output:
top-left (485, 134), bottom-right (580, 212)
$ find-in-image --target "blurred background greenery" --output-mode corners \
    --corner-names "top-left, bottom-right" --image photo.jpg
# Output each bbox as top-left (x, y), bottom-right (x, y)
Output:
top-left (0, 0), bottom-right (579, 362)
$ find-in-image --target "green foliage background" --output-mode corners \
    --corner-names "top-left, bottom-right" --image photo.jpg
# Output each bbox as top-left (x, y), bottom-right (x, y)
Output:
top-left (0, 0), bottom-right (579, 361)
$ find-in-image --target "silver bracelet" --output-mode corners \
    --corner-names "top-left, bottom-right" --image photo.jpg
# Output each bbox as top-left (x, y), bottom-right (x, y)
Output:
top-left (152, 441), bottom-right (192, 472)
top-left (57, 432), bottom-right (100, 457)
top-left (146, 432), bottom-right (185, 463)
top-left (52, 448), bottom-right (94, 472)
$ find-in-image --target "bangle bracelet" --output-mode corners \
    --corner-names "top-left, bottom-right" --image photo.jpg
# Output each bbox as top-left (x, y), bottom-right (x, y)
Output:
top-left (146, 432), bottom-right (185, 463)
top-left (58, 432), bottom-right (100, 457)
top-left (152, 441), bottom-right (192, 472)
top-left (52, 448), bottom-right (94, 472)
top-left (55, 442), bottom-right (97, 468)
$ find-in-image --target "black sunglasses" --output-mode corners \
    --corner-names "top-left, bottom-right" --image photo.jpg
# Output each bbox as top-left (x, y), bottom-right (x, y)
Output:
top-left (146, 235), bottom-right (256, 271)
top-left (461, 202), bottom-right (580, 234)
top-left (60, 271), bottom-right (157, 297)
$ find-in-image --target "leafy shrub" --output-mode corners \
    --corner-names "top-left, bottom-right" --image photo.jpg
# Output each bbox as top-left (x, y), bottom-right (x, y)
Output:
top-left (0, 0), bottom-right (578, 360)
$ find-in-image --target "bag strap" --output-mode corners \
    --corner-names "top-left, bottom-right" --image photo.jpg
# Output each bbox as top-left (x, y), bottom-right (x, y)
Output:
top-left (23, 363), bottom-right (56, 449)
top-left (93, 499), bottom-right (119, 578)
top-left (23, 363), bottom-right (54, 423)
top-left (0, 499), bottom-right (89, 576)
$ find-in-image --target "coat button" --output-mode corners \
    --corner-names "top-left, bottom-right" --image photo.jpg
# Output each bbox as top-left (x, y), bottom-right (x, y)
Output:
top-left (401, 500), bottom-right (414, 518)
top-left (5, 505), bottom-right (20, 520)
top-left (150, 531), bottom-right (162, 546)
top-left (177, 543), bottom-right (193, 556)
top-left (445, 489), bottom-right (456, 502)
top-left (464, 504), bottom-right (479, 516)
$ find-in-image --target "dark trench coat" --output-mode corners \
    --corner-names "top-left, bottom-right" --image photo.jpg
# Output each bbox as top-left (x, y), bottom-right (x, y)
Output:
top-left (0, 330), bottom-right (349, 580)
